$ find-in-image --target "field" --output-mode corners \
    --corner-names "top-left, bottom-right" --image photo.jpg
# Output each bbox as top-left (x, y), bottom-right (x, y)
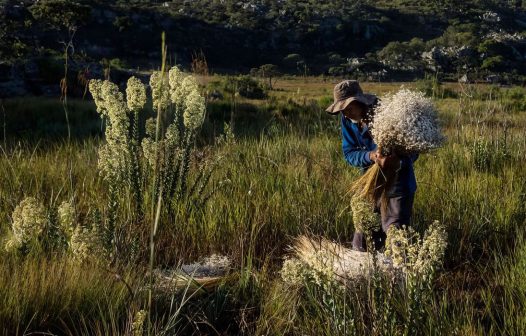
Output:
top-left (1, 75), bottom-right (526, 335)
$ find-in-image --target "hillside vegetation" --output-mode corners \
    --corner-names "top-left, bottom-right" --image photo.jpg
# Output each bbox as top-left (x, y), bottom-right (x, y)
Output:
top-left (1, 0), bottom-right (526, 94)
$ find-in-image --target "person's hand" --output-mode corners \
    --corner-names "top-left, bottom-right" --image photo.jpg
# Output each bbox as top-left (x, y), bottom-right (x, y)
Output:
top-left (370, 150), bottom-right (400, 170)
top-left (369, 150), bottom-right (379, 163)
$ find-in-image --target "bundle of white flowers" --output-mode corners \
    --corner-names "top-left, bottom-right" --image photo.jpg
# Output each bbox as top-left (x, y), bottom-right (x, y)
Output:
top-left (4, 197), bottom-right (47, 252)
top-left (351, 89), bottom-right (444, 203)
top-left (371, 89), bottom-right (444, 155)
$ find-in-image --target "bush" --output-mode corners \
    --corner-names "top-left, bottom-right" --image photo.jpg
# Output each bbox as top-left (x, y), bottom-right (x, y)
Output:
top-left (221, 75), bottom-right (267, 99)
top-left (415, 75), bottom-right (457, 99)
top-left (328, 66), bottom-right (345, 76)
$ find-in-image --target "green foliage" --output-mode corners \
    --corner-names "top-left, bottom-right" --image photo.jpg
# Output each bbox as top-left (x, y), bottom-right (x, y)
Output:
top-left (100, 57), bottom-right (128, 71)
top-left (2, 0), bottom-right (526, 79)
top-left (29, 0), bottom-right (92, 30)
top-left (113, 15), bottom-right (132, 32)
top-left (252, 64), bottom-right (280, 89)
top-left (470, 137), bottom-right (511, 172)
top-left (481, 55), bottom-right (505, 71)
top-left (377, 38), bottom-right (426, 70)
top-left (283, 54), bottom-right (305, 71)
top-left (0, 3), bottom-right (31, 63)
top-left (415, 74), bottom-right (458, 99)
top-left (328, 66), bottom-right (345, 76)
top-left (429, 23), bottom-right (479, 48)
top-left (220, 75), bottom-right (267, 99)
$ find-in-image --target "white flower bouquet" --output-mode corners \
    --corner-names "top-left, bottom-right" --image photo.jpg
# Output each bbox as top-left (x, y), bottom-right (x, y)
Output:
top-left (351, 89), bottom-right (444, 204)
top-left (371, 89), bottom-right (444, 156)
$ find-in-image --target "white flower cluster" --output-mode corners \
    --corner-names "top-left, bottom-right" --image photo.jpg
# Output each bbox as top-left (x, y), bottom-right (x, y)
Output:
top-left (280, 257), bottom-right (306, 285)
top-left (371, 89), bottom-right (444, 154)
top-left (90, 79), bottom-right (140, 182)
top-left (69, 225), bottom-right (103, 262)
top-left (351, 195), bottom-right (380, 233)
top-left (132, 309), bottom-right (147, 336)
top-left (385, 220), bottom-right (447, 280)
top-left (58, 200), bottom-right (76, 238)
top-left (90, 67), bottom-right (206, 177)
top-left (280, 249), bottom-right (338, 291)
top-left (384, 225), bottom-right (419, 271)
top-left (172, 70), bottom-right (205, 130)
top-left (184, 89), bottom-right (206, 130)
top-left (150, 71), bottom-right (171, 112)
top-left (4, 197), bottom-right (47, 251)
top-left (168, 66), bottom-right (185, 106)
top-left (141, 118), bottom-right (159, 168)
top-left (57, 200), bottom-right (104, 262)
top-left (412, 220), bottom-right (448, 279)
top-left (142, 67), bottom-right (206, 166)
top-left (126, 76), bottom-right (147, 112)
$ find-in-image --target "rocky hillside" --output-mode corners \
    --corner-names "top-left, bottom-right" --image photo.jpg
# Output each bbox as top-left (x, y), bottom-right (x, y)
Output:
top-left (1, 0), bottom-right (526, 97)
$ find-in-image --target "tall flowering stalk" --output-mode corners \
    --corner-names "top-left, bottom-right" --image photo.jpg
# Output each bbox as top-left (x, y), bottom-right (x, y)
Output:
top-left (89, 78), bottom-right (140, 260)
top-left (385, 220), bottom-right (448, 334)
top-left (127, 77), bottom-right (147, 219)
top-left (89, 61), bottom-right (223, 267)
top-left (142, 67), bottom-right (208, 208)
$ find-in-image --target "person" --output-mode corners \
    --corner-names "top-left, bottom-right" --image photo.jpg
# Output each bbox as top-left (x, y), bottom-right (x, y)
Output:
top-left (325, 80), bottom-right (418, 252)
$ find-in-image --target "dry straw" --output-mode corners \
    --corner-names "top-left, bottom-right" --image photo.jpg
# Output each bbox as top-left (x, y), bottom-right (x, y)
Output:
top-left (280, 235), bottom-right (395, 285)
top-left (280, 220), bottom-right (447, 286)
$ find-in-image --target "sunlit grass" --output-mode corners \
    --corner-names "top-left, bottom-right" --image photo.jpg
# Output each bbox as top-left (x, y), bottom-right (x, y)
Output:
top-left (0, 81), bottom-right (525, 334)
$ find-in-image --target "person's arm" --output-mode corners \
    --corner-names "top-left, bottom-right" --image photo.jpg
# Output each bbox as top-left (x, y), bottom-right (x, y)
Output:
top-left (341, 118), bottom-right (375, 168)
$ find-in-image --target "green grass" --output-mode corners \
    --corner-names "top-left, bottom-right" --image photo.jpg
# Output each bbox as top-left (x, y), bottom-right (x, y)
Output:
top-left (0, 80), bottom-right (525, 334)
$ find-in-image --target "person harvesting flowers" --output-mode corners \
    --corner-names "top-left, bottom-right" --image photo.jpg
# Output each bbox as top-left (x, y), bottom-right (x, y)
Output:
top-left (326, 81), bottom-right (443, 252)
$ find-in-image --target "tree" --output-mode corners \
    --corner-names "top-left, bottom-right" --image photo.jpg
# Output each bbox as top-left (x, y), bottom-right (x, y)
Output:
top-left (283, 53), bottom-right (303, 70)
top-left (256, 64), bottom-right (280, 90)
top-left (481, 56), bottom-right (505, 71)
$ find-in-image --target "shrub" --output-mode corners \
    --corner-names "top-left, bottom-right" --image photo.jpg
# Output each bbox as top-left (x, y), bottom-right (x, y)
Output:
top-left (221, 75), bottom-right (267, 99)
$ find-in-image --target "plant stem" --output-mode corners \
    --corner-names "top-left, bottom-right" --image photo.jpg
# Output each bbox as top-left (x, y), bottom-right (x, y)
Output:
top-left (1, 99), bottom-right (5, 148)
top-left (148, 30), bottom-right (168, 333)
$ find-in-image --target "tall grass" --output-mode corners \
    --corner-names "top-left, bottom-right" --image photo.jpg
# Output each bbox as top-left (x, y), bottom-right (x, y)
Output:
top-left (0, 81), bottom-right (525, 334)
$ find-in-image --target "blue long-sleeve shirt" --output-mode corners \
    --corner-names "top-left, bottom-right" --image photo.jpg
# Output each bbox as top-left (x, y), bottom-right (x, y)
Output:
top-left (341, 114), bottom-right (417, 196)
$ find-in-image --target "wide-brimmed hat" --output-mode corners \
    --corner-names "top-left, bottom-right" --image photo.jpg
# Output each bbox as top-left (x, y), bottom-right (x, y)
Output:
top-left (325, 80), bottom-right (377, 115)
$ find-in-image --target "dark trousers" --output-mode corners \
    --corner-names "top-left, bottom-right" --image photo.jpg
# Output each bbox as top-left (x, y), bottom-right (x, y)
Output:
top-left (352, 193), bottom-right (415, 252)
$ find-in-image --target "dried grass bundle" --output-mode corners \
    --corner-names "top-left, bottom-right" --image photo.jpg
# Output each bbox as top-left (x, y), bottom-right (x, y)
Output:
top-left (280, 235), bottom-right (394, 284)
